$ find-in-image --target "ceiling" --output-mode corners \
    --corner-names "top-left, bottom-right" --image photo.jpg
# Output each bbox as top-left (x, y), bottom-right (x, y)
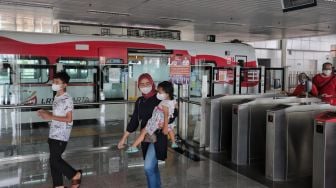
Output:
top-left (1, 0), bottom-right (336, 42)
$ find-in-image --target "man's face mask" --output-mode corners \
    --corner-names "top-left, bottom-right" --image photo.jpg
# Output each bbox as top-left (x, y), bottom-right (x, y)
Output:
top-left (323, 69), bottom-right (332, 76)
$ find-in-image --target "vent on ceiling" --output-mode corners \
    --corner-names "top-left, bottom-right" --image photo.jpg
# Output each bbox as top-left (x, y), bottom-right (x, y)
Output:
top-left (56, 22), bottom-right (181, 40)
top-left (127, 28), bottom-right (180, 40)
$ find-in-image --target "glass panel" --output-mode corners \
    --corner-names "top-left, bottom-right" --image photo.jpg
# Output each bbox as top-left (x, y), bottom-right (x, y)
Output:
top-left (59, 59), bottom-right (88, 79)
top-left (17, 65), bottom-right (53, 105)
top-left (63, 65), bottom-right (98, 103)
top-left (265, 68), bottom-right (285, 93)
top-left (128, 54), bottom-right (170, 100)
top-left (240, 68), bottom-right (261, 94)
top-left (101, 65), bottom-right (128, 100)
top-left (190, 65), bottom-right (213, 98)
top-left (213, 68), bottom-right (235, 95)
top-left (186, 102), bottom-right (201, 147)
top-left (57, 58), bottom-right (99, 103)
top-left (0, 63), bottom-right (11, 85)
top-left (0, 55), bottom-right (127, 162)
top-left (0, 56), bottom-right (53, 105)
top-left (17, 58), bottom-right (48, 83)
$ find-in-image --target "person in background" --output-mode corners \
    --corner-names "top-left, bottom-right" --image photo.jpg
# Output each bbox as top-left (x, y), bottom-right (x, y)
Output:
top-left (313, 62), bottom-right (336, 102)
top-left (37, 72), bottom-right (82, 188)
top-left (289, 72), bottom-right (318, 97)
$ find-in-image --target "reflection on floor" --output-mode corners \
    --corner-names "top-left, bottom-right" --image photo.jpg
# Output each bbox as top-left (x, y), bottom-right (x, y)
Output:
top-left (0, 120), bottom-right (125, 158)
top-left (201, 152), bottom-right (312, 188)
top-left (0, 148), bottom-right (267, 188)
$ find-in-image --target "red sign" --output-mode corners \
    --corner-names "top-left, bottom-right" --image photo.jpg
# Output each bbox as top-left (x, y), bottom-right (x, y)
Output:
top-left (169, 55), bottom-right (191, 84)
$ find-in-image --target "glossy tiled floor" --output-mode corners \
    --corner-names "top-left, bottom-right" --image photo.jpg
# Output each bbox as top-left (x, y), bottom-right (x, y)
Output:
top-left (0, 147), bottom-right (267, 188)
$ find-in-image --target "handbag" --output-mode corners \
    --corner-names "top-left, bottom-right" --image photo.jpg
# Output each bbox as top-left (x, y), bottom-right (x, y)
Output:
top-left (144, 132), bottom-right (157, 143)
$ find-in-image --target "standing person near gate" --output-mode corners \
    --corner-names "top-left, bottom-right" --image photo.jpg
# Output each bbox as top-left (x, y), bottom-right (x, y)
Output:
top-left (313, 62), bottom-right (336, 103)
top-left (37, 72), bottom-right (82, 188)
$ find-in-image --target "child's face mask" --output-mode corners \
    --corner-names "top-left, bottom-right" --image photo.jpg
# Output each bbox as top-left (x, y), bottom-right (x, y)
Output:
top-left (52, 78), bottom-right (64, 91)
top-left (52, 84), bottom-right (62, 91)
top-left (156, 92), bottom-right (167, 100)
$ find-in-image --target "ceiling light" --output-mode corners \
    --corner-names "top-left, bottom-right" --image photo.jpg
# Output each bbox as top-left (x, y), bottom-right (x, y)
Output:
top-left (214, 22), bottom-right (246, 26)
top-left (0, 1), bottom-right (53, 8)
top-left (88, 10), bottom-right (131, 16)
top-left (257, 25), bottom-right (286, 29)
top-left (301, 28), bottom-right (327, 32)
top-left (159, 17), bottom-right (193, 22)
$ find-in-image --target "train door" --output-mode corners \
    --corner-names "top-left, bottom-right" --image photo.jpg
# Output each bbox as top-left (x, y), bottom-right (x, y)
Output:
top-left (98, 47), bottom-right (129, 146)
top-left (100, 58), bottom-right (128, 101)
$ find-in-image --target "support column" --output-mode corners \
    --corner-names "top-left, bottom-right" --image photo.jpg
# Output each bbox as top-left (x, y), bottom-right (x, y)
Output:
top-left (281, 39), bottom-right (289, 91)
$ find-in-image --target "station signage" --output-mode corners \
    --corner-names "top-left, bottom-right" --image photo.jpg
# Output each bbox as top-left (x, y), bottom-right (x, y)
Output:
top-left (169, 55), bottom-right (191, 84)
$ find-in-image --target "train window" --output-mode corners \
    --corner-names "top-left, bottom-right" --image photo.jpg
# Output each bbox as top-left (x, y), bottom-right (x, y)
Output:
top-left (17, 58), bottom-right (49, 83)
top-left (235, 55), bottom-right (247, 67)
top-left (106, 58), bottom-right (123, 64)
top-left (58, 59), bottom-right (88, 79)
top-left (0, 63), bottom-right (11, 84)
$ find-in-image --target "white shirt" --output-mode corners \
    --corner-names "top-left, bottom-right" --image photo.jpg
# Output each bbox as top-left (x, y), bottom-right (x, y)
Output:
top-left (159, 99), bottom-right (177, 118)
top-left (49, 93), bottom-right (74, 142)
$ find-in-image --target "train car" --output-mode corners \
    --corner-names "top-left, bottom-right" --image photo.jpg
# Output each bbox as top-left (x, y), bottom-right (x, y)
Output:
top-left (0, 31), bottom-right (257, 124)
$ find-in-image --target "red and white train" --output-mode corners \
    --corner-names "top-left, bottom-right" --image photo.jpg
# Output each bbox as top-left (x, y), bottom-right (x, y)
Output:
top-left (0, 31), bottom-right (258, 124)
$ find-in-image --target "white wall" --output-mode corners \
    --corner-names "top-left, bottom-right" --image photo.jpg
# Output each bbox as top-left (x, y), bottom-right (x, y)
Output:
top-left (249, 35), bottom-right (336, 72)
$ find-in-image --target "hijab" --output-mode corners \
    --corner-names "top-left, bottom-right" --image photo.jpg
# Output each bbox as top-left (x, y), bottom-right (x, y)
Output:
top-left (138, 73), bottom-right (156, 99)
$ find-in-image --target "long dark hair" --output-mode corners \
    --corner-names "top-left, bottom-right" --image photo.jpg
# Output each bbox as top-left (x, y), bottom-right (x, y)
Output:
top-left (158, 81), bottom-right (174, 100)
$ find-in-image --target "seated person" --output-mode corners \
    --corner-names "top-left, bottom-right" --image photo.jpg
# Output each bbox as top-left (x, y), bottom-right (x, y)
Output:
top-left (290, 73), bottom-right (318, 97)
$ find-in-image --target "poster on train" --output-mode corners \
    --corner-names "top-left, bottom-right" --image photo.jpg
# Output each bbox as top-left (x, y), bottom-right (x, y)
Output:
top-left (169, 55), bottom-right (191, 84)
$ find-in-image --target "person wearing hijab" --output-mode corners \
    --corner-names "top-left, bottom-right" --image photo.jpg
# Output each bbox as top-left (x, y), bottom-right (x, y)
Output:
top-left (118, 73), bottom-right (175, 188)
top-left (290, 72), bottom-right (318, 97)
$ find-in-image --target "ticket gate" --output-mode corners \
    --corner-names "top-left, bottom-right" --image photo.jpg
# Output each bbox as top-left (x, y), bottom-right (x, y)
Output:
top-left (265, 103), bottom-right (333, 181)
top-left (231, 97), bottom-right (321, 165)
top-left (313, 111), bottom-right (336, 188)
top-left (201, 93), bottom-right (275, 153)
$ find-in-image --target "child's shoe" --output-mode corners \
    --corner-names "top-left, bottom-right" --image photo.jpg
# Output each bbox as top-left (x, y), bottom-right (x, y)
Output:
top-left (171, 143), bottom-right (178, 149)
top-left (126, 146), bottom-right (139, 153)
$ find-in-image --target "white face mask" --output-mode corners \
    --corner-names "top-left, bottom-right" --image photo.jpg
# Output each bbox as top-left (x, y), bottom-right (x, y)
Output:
top-left (52, 84), bottom-right (62, 91)
top-left (140, 86), bottom-right (152, 94)
top-left (323, 70), bottom-right (332, 76)
top-left (156, 93), bottom-right (167, 100)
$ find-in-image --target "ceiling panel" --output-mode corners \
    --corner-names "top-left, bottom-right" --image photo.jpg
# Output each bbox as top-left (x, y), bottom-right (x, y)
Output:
top-left (1, 0), bottom-right (336, 41)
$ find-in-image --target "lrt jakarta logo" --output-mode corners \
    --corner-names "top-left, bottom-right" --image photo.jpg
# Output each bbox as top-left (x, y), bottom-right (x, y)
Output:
top-left (41, 97), bottom-right (90, 104)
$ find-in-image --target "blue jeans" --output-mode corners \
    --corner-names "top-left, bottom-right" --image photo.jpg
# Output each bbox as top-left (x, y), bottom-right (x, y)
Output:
top-left (144, 143), bottom-right (161, 188)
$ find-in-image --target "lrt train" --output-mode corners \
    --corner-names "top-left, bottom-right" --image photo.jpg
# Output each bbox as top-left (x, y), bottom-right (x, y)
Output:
top-left (0, 31), bottom-right (258, 124)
